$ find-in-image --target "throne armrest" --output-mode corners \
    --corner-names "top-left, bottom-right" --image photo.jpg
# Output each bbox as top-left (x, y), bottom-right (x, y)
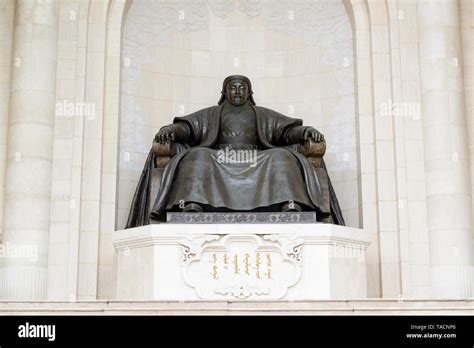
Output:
top-left (152, 141), bottom-right (171, 169)
top-left (148, 141), bottom-right (172, 215)
top-left (152, 139), bottom-right (327, 168)
top-left (301, 139), bottom-right (330, 218)
top-left (301, 138), bottom-right (326, 168)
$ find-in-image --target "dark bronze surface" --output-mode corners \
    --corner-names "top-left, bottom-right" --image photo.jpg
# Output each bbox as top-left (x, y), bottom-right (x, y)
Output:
top-left (126, 75), bottom-right (345, 228)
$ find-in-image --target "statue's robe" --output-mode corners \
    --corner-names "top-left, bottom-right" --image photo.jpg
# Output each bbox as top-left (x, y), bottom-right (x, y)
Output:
top-left (126, 102), bottom-right (345, 228)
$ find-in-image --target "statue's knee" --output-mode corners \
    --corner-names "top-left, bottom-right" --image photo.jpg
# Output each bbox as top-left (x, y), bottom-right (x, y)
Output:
top-left (267, 148), bottom-right (294, 162)
top-left (187, 147), bottom-right (214, 160)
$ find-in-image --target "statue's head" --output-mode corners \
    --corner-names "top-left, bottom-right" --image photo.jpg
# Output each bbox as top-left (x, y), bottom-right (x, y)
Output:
top-left (218, 75), bottom-right (256, 106)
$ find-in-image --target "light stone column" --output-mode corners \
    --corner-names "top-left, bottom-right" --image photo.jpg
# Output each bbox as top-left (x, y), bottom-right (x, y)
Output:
top-left (417, 0), bottom-right (473, 298)
top-left (0, 0), bottom-right (59, 300)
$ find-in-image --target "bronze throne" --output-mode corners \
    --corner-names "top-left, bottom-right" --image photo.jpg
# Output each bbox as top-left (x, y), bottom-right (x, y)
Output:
top-left (147, 138), bottom-right (332, 222)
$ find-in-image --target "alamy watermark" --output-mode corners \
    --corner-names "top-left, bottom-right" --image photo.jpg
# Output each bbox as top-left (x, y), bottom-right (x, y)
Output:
top-left (0, 242), bottom-right (38, 262)
top-left (380, 99), bottom-right (420, 119)
top-left (18, 322), bottom-right (55, 342)
top-left (217, 148), bottom-right (258, 168)
top-left (55, 99), bottom-right (96, 119)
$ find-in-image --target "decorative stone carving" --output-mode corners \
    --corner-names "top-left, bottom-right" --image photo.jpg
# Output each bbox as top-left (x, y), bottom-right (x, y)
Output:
top-left (263, 234), bottom-right (305, 264)
top-left (181, 233), bottom-right (302, 299)
top-left (180, 234), bottom-right (220, 263)
top-left (122, 0), bottom-right (352, 87)
top-left (166, 212), bottom-right (317, 224)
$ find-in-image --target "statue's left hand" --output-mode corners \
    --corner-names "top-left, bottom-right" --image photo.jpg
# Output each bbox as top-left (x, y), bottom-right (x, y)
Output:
top-left (304, 127), bottom-right (324, 143)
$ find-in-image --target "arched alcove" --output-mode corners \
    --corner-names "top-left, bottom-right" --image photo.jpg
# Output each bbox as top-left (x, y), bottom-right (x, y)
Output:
top-left (116, 0), bottom-right (360, 228)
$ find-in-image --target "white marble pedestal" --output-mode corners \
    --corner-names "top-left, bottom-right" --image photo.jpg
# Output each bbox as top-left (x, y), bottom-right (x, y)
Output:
top-left (112, 224), bottom-right (371, 300)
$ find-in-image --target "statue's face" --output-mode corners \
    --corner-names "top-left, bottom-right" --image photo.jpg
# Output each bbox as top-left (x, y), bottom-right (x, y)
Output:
top-left (225, 79), bottom-right (249, 106)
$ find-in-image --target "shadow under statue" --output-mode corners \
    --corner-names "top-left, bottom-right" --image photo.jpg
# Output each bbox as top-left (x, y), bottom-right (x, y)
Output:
top-left (126, 75), bottom-right (345, 228)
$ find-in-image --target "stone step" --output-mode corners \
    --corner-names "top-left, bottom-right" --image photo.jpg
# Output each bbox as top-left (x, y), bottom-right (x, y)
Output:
top-left (0, 299), bottom-right (473, 315)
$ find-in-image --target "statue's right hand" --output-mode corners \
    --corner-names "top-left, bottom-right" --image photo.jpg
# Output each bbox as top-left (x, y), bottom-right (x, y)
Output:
top-left (155, 126), bottom-right (176, 144)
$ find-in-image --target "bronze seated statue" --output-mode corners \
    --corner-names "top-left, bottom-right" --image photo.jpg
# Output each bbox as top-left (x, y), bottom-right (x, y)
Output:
top-left (126, 75), bottom-right (345, 228)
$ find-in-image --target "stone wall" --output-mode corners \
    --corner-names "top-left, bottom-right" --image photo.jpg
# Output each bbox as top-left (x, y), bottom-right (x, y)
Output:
top-left (0, 0), bottom-right (472, 301)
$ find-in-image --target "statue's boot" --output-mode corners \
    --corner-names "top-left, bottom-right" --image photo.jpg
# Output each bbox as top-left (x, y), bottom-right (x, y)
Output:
top-left (183, 202), bottom-right (204, 212)
top-left (281, 201), bottom-right (302, 212)
top-left (318, 213), bottom-right (333, 224)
